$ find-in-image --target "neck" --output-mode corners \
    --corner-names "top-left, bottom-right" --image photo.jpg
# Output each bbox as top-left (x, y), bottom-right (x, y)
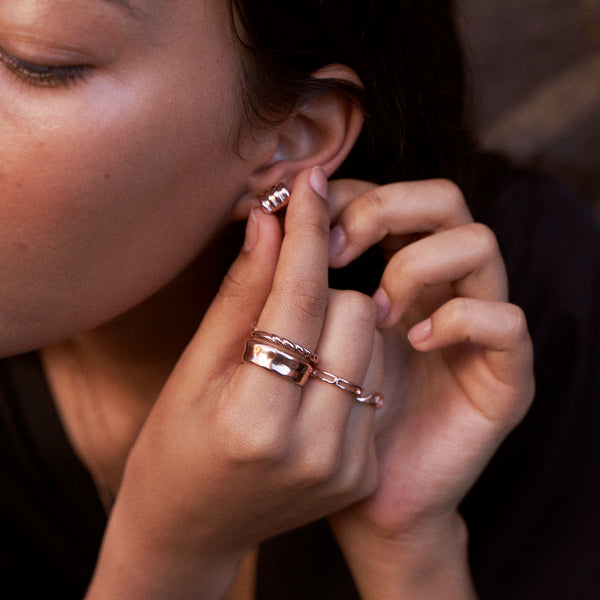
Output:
top-left (40, 223), bottom-right (244, 508)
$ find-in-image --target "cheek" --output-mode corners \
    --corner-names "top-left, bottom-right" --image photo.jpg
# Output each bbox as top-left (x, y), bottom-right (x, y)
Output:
top-left (0, 75), bottom-right (249, 355)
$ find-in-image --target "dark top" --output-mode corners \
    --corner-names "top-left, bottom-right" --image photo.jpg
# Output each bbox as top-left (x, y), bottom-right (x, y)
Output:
top-left (1, 170), bottom-right (599, 598)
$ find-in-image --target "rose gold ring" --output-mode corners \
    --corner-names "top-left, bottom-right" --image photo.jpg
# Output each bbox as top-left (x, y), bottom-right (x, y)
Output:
top-left (257, 183), bottom-right (290, 214)
top-left (243, 339), bottom-right (311, 385)
top-left (310, 368), bottom-right (363, 396)
top-left (251, 325), bottom-right (318, 364)
top-left (355, 391), bottom-right (384, 408)
top-left (310, 367), bottom-right (383, 408)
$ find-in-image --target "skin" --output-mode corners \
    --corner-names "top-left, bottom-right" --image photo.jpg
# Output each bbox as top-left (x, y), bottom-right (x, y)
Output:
top-left (0, 1), bottom-right (535, 598)
top-left (0, 0), bottom-right (271, 355)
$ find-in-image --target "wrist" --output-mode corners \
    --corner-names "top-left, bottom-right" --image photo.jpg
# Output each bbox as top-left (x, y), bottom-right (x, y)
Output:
top-left (333, 513), bottom-right (477, 600)
top-left (86, 498), bottom-right (244, 600)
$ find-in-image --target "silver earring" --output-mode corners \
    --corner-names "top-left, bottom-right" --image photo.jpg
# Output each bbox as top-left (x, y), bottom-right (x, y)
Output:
top-left (257, 183), bottom-right (290, 214)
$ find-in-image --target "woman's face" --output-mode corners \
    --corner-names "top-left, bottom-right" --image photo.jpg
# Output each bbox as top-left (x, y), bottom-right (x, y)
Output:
top-left (0, 0), bottom-right (272, 355)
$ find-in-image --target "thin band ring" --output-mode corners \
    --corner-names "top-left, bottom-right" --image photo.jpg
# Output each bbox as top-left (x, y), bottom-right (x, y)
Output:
top-left (310, 368), bottom-right (383, 408)
top-left (243, 339), bottom-right (312, 385)
top-left (310, 367), bottom-right (363, 396)
top-left (355, 391), bottom-right (384, 409)
top-left (251, 325), bottom-right (318, 364)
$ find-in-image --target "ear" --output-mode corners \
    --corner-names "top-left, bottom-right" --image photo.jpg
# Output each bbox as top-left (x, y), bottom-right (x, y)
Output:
top-left (232, 64), bottom-right (364, 219)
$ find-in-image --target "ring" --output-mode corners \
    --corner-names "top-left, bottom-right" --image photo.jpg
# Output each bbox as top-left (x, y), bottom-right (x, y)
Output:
top-left (258, 183), bottom-right (290, 214)
top-left (355, 391), bottom-right (384, 409)
top-left (251, 325), bottom-right (318, 364)
top-left (309, 368), bottom-right (363, 396)
top-left (243, 339), bottom-right (312, 385)
top-left (310, 367), bottom-right (383, 409)
top-left (242, 329), bottom-right (382, 407)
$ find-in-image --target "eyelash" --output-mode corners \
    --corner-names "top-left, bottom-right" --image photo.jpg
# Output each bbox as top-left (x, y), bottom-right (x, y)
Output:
top-left (0, 48), bottom-right (91, 88)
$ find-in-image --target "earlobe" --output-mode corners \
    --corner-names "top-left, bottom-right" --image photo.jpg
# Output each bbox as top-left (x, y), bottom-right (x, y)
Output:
top-left (233, 64), bottom-right (364, 219)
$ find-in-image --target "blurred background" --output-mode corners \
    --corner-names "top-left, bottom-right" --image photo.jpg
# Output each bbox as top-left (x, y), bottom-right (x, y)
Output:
top-left (459, 0), bottom-right (600, 221)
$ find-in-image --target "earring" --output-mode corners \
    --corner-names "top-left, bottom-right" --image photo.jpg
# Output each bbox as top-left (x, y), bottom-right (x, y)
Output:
top-left (257, 183), bottom-right (290, 214)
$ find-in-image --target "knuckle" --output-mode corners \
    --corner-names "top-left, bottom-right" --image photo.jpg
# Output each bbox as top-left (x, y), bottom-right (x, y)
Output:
top-left (444, 296), bottom-right (471, 327)
top-left (219, 264), bottom-right (247, 301)
top-left (329, 289), bottom-right (378, 327)
top-left (431, 178), bottom-right (467, 215)
top-left (341, 188), bottom-right (385, 238)
top-left (297, 442), bottom-right (342, 486)
top-left (272, 278), bottom-right (328, 321)
top-left (502, 303), bottom-right (529, 340)
top-left (466, 222), bottom-right (500, 258)
top-left (218, 407), bottom-right (288, 464)
top-left (386, 250), bottom-right (417, 287)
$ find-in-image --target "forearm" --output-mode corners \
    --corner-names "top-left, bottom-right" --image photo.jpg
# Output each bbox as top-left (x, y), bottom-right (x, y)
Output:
top-left (337, 515), bottom-right (477, 600)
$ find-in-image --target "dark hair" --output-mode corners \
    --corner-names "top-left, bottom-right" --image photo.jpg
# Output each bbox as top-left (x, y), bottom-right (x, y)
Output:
top-left (230, 0), bottom-right (476, 190)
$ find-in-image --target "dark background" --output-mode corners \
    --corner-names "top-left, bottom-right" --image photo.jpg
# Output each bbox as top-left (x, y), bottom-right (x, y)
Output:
top-left (460, 0), bottom-right (600, 221)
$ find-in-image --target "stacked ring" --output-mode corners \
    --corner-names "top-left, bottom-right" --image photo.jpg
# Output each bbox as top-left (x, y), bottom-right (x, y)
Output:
top-left (243, 339), bottom-right (312, 385)
top-left (251, 325), bottom-right (319, 364)
top-left (242, 327), bottom-right (383, 408)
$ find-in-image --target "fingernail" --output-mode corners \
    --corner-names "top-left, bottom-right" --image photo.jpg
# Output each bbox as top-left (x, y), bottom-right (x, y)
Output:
top-left (243, 208), bottom-right (259, 252)
top-left (407, 318), bottom-right (432, 345)
top-left (329, 225), bottom-right (346, 259)
top-left (373, 287), bottom-right (391, 323)
top-left (309, 166), bottom-right (328, 200)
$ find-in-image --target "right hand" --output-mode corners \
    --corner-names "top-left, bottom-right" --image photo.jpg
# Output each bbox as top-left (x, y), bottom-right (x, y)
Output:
top-left (87, 168), bottom-right (382, 598)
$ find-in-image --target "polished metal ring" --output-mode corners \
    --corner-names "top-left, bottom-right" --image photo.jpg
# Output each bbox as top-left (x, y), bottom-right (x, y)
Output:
top-left (243, 339), bottom-right (311, 385)
top-left (251, 325), bottom-right (318, 364)
top-left (258, 183), bottom-right (290, 214)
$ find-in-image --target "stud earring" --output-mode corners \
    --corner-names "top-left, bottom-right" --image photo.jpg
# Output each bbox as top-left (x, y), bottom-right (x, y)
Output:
top-left (257, 183), bottom-right (290, 214)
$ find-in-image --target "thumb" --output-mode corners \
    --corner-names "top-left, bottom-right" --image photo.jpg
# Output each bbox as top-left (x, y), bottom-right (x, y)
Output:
top-left (179, 207), bottom-right (283, 381)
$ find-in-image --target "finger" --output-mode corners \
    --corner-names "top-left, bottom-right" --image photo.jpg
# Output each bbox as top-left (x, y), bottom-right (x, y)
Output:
top-left (327, 178), bottom-right (376, 220)
top-left (298, 289), bottom-right (378, 430)
top-left (408, 298), bottom-right (535, 425)
top-left (331, 328), bottom-right (384, 501)
top-left (375, 223), bottom-right (508, 328)
top-left (329, 179), bottom-right (473, 267)
top-left (340, 325), bottom-right (383, 442)
top-left (293, 290), bottom-right (379, 497)
top-left (257, 167), bottom-right (331, 353)
top-left (175, 207), bottom-right (283, 381)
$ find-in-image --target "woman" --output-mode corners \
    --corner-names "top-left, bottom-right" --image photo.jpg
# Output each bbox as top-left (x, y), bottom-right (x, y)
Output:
top-left (0, 0), bottom-right (597, 598)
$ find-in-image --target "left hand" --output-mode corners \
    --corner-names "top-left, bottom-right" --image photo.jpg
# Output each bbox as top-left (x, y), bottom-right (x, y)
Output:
top-left (325, 178), bottom-right (534, 592)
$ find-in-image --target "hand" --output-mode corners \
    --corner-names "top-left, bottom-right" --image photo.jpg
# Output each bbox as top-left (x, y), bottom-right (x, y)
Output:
top-left (326, 178), bottom-right (535, 598)
top-left (86, 168), bottom-right (384, 599)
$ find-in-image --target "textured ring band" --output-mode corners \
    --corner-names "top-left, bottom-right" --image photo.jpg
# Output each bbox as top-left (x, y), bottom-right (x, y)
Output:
top-left (243, 339), bottom-right (312, 385)
top-left (251, 325), bottom-right (318, 364)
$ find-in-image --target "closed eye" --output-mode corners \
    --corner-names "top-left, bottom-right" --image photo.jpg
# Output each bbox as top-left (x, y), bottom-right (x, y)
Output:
top-left (0, 48), bottom-right (91, 88)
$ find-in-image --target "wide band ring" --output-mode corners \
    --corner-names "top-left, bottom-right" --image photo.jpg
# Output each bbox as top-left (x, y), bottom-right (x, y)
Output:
top-left (243, 339), bottom-right (312, 385)
top-left (251, 325), bottom-right (318, 364)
